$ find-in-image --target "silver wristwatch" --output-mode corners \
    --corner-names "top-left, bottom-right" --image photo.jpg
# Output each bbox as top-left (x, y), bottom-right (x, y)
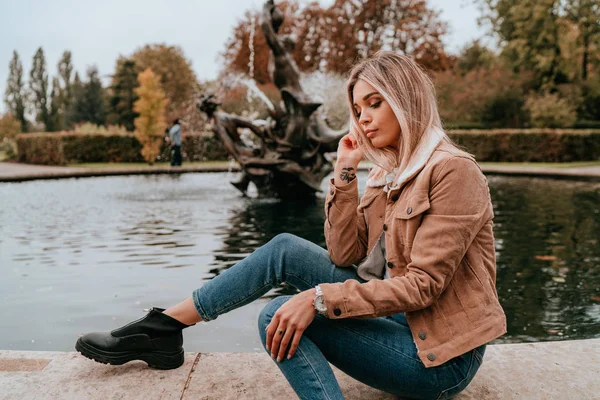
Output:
top-left (313, 285), bottom-right (327, 315)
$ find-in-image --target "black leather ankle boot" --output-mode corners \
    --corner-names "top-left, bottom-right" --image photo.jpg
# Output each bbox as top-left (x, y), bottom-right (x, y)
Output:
top-left (75, 307), bottom-right (190, 370)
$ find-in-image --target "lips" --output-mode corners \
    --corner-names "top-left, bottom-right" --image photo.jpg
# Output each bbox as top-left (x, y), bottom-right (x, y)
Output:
top-left (365, 129), bottom-right (378, 138)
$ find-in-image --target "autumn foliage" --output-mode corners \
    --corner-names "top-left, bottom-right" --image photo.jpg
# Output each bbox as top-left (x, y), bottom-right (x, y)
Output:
top-left (220, 0), bottom-right (450, 83)
top-left (133, 68), bottom-right (168, 164)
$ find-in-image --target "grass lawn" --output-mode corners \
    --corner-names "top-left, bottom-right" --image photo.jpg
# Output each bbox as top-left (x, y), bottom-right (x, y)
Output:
top-left (67, 161), bottom-right (234, 169)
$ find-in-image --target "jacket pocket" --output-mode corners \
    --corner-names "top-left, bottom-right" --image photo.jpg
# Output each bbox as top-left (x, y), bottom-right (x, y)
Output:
top-left (394, 190), bottom-right (430, 247)
top-left (395, 190), bottom-right (430, 219)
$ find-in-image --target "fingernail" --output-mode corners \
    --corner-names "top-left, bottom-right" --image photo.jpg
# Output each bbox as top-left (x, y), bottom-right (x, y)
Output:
top-left (266, 346), bottom-right (269, 351)
top-left (287, 355), bottom-right (291, 360)
top-left (277, 357), bottom-right (281, 363)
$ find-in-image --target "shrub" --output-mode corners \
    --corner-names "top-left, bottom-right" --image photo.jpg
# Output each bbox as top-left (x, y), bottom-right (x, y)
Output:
top-left (15, 131), bottom-right (229, 165)
top-left (0, 113), bottom-right (21, 141)
top-left (578, 79), bottom-right (600, 121)
top-left (16, 133), bottom-right (65, 165)
top-left (525, 92), bottom-right (577, 128)
top-left (435, 64), bottom-right (530, 128)
top-left (449, 129), bottom-right (600, 162)
top-left (72, 122), bottom-right (128, 135)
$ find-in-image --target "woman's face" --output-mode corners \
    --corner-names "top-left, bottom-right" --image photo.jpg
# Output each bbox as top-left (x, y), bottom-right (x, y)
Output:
top-left (352, 79), bottom-right (401, 149)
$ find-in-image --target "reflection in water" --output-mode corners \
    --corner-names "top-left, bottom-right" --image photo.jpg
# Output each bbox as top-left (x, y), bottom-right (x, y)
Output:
top-left (0, 172), bottom-right (599, 352)
top-left (209, 197), bottom-right (327, 298)
top-left (489, 177), bottom-right (600, 342)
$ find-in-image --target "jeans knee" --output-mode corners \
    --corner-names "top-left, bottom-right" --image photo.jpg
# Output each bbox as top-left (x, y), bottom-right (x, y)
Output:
top-left (257, 296), bottom-right (293, 343)
top-left (269, 232), bottom-right (299, 249)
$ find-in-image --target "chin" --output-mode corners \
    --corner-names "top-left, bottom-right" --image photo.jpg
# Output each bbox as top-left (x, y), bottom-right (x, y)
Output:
top-left (370, 138), bottom-right (389, 149)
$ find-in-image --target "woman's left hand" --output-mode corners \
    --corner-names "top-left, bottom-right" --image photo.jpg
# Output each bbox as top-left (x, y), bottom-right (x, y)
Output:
top-left (265, 289), bottom-right (317, 362)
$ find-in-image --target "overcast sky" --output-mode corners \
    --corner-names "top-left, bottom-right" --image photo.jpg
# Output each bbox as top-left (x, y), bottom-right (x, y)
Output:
top-left (0, 0), bottom-right (489, 114)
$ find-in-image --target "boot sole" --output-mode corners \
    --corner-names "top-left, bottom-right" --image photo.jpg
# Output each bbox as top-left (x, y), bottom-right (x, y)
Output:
top-left (75, 338), bottom-right (184, 370)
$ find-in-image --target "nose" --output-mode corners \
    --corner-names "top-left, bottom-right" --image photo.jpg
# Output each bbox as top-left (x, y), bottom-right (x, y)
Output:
top-left (358, 110), bottom-right (371, 127)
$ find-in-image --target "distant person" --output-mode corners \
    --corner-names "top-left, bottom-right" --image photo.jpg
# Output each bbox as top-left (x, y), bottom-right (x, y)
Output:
top-left (76, 52), bottom-right (506, 400)
top-left (169, 119), bottom-right (183, 166)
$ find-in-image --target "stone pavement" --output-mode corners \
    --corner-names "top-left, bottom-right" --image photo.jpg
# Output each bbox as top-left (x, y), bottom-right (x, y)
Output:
top-left (1, 161), bottom-right (600, 183)
top-left (0, 339), bottom-right (598, 399)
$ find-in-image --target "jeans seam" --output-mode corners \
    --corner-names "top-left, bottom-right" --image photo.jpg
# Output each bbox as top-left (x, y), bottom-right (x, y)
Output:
top-left (296, 346), bottom-right (335, 400)
top-left (285, 272), bottom-right (314, 290)
top-left (330, 320), bottom-right (422, 365)
top-left (435, 351), bottom-right (476, 400)
top-left (197, 282), bottom-right (273, 321)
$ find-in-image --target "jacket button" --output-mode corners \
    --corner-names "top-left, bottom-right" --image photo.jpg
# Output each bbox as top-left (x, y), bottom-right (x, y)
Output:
top-left (427, 353), bottom-right (436, 361)
top-left (383, 224), bottom-right (388, 231)
top-left (330, 189), bottom-right (334, 195)
top-left (407, 207), bottom-right (413, 214)
top-left (391, 194), bottom-right (399, 202)
top-left (333, 308), bottom-right (342, 316)
top-left (418, 332), bottom-right (426, 340)
top-left (387, 261), bottom-right (394, 268)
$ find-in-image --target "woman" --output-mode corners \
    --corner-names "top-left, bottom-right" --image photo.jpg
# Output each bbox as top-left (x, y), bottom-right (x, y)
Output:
top-left (76, 51), bottom-right (506, 399)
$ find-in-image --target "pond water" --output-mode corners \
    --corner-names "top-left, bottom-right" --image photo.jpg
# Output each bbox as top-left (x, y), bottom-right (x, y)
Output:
top-left (0, 172), bottom-right (599, 353)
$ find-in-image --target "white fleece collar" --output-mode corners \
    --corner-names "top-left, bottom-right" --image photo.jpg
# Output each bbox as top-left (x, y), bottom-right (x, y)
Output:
top-left (365, 127), bottom-right (444, 192)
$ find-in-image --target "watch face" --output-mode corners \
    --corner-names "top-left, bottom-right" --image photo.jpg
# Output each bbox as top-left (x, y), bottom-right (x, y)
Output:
top-left (315, 296), bottom-right (327, 312)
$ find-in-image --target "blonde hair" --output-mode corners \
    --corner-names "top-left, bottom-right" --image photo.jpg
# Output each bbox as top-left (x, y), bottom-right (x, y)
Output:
top-left (346, 51), bottom-right (458, 182)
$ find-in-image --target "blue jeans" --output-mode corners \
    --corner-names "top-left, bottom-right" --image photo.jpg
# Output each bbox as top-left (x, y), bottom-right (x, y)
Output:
top-left (193, 233), bottom-right (484, 400)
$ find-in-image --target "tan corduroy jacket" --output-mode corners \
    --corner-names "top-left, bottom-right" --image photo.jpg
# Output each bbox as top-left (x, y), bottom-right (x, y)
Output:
top-left (320, 141), bottom-right (507, 368)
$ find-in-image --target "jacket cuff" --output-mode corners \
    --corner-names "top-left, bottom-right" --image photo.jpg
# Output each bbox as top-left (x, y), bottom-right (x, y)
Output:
top-left (325, 178), bottom-right (359, 203)
top-left (319, 282), bottom-right (347, 319)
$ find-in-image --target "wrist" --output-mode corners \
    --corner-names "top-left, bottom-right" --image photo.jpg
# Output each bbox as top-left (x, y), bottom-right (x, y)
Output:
top-left (336, 157), bottom-right (360, 166)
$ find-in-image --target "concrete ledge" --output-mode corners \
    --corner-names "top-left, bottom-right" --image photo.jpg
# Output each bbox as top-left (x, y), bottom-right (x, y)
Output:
top-left (0, 162), bottom-right (241, 183)
top-left (1, 339), bottom-right (598, 399)
top-left (2, 161), bottom-right (600, 183)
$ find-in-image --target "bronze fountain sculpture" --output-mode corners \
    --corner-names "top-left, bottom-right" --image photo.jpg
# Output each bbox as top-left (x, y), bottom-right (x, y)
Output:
top-left (198, 0), bottom-right (347, 199)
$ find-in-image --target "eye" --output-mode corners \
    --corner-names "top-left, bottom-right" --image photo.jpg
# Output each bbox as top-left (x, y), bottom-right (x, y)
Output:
top-left (370, 100), bottom-right (382, 109)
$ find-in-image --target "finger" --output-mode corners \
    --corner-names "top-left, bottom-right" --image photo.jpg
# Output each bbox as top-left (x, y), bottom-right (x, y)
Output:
top-left (277, 327), bottom-right (295, 362)
top-left (271, 324), bottom-right (286, 359)
top-left (286, 328), bottom-right (304, 360)
top-left (265, 315), bottom-right (279, 351)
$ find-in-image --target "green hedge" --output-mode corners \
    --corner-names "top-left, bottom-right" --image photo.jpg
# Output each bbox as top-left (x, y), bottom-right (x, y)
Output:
top-left (16, 133), bottom-right (66, 165)
top-left (16, 129), bottom-right (600, 165)
top-left (448, 129), bottom-right (600, 162)
top-left (16, 132), bottom-right (230, 165)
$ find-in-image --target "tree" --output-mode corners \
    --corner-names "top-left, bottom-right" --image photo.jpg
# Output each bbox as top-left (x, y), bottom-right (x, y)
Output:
top-left (220, 0), bottom-right (450, 80)
top-left (67, 67), bottom-right (107, 126)
top-left (54, 50), bottom-right (74, 129)
top-left (326, 0), bottom-right (450, 72)
top-left (131, 44), bottom-right (197, 120)
top-left (49, 77), bottom-right (62, 131)
top-left (108, 58), bottom-right (139, 131)
top-left (65, 72), bottom-right (83, 128)
top-left (456, 40), bottom-right (495, 73)
top-left (29, 47), bottom-right (54, 131)
top-left (4, 51), bottom-right (28, 132)
top-left (133, 68), bottom-right (168, 164)
top-left (478, 0), bottom-right (567, 87)
top-left (563, 0), bottom-right (600, 80)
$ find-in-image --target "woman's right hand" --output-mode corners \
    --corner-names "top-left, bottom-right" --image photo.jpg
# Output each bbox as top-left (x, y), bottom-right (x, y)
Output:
top-left (337, 130), bottom-right (364, 164)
